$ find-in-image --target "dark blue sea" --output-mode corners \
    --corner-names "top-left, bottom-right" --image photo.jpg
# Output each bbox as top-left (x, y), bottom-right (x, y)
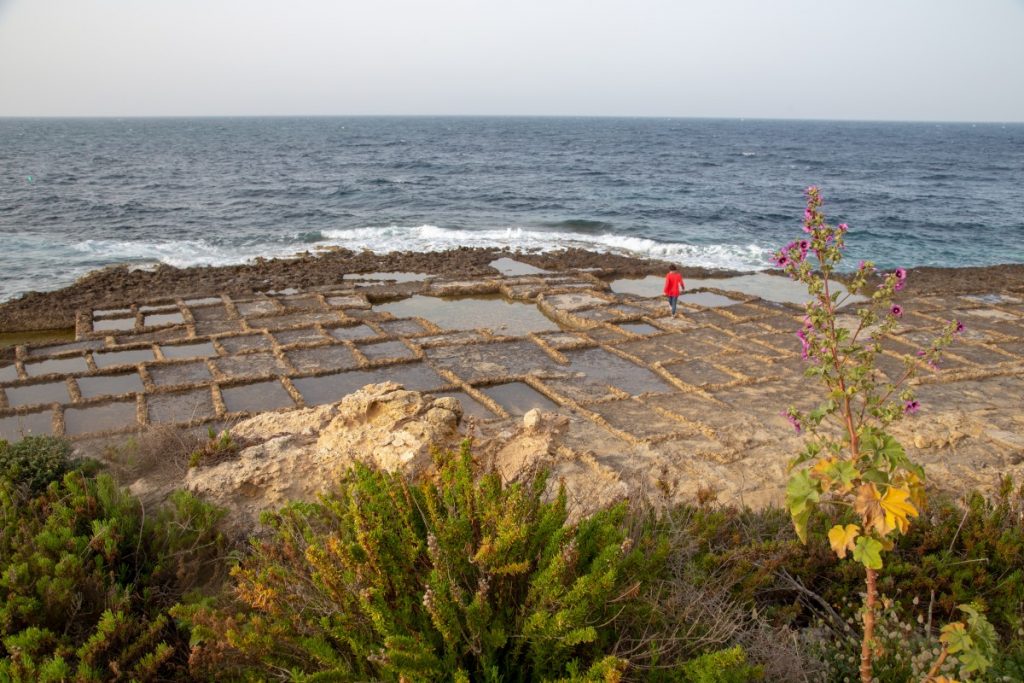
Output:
top-left (1, 117), bottom-right (1022, 303)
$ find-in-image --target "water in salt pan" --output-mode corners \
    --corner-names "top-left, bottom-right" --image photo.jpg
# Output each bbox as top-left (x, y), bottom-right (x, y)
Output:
top-left (25, 356), bottom-right (89, 377)
top-left (5, 381), bottom-right (69, 408)
top-left (0, 411), bottom-right (53, 441)
top-left (489, 258), bottom-right (549, 276)
top-left (429, 391), bottom-right (496, 420)
top-left (0, 328), bottom-right (76, 349)
top-left (64, 401), bottom-right (138, 435)
top-left (293, 364), bottom-right (447, 406)
top-left (77, 373), bottom-right (144, 399)
top-left (351, 272), bottom-right (428, 283)
top-left (0, 364), bottom-right (19, 383)
top-left (377, 296), bottom-right (560, 334)
top-left (221, 380), bottom-right (295, 413)
top-left (93, 317), bottom-right (136, 332)
top-left (481, 382), bottom-right (559, 416)
top-left (144, 312), bottom-right (185, 327)
top-left (610, 273), bottom-right (863, 306)
top-left (160, 341), bottom-right (217, 359)
top-left (94, 348), bottom-right (155, 368)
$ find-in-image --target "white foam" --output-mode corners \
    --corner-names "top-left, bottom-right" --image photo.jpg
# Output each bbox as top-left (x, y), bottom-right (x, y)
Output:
top-left (2, 226), bottom-right (775, 302)
top-left (317, 225), bottom-right (774, 271)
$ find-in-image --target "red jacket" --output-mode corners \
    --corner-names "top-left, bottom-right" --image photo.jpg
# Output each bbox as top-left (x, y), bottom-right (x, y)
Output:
top-left (663, 271), bottom-right (684, 296)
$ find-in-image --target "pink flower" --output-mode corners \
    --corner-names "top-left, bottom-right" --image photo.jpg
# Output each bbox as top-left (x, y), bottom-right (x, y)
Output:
top-left (838, 223), bottom-right (849, 233)
top-left (904, 400), bottom-right (920, 414)
top-left (894, 268), bottom-right (907, 280)
top-left (796, 329), bottom-right (810, 359)
top-left (782, 412), bottom-right (802, 434)
top-left (955, 320), bottom-right (965, 334)
top-left (891, 305), bottom-right (903, 318)
top-left (894, 280), bottom-right (905, 292)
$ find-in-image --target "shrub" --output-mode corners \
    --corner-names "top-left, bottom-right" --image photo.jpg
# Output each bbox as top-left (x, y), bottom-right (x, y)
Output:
top-left (680, 646), bottom-right (763, 683)
top-left (0, 471), bottom-right (225, 681)
top-left (0, 435), bottom-right (74, 494)
top-left (177, 441), bottom-right (663, 681)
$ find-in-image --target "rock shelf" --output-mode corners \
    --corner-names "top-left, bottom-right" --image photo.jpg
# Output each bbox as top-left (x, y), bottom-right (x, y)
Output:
top-left (1, 267), bottom-right (1023, 507)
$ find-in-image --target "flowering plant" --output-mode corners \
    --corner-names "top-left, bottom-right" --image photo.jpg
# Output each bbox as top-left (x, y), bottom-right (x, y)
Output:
top-left (775, 187), bottom-right (992, 683)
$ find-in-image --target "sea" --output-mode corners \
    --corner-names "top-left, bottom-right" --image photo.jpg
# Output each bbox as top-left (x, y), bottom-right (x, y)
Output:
top-left (1, 117), bottom-right (1022, 303)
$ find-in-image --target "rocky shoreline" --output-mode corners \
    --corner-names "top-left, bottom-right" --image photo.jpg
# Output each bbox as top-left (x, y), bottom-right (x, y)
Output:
top-left (4, 247), bottom-right (1024, 334)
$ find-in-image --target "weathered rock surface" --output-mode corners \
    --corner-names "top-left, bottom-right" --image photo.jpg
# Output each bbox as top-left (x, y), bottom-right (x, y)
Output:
top-left (184, 383), bottom-right (462, 533)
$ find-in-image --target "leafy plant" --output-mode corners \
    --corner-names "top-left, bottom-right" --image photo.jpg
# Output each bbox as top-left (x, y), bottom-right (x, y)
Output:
top-left (177, 441), bottom-right (659, 681)
top-left (0, 471), bottom-right (225, 680)
top-left (0, 435), bottom-right (74, 494)
top-left (188, 426), bottom-right (239, 468)
top-left (774, 187), bottom-right (994, 682)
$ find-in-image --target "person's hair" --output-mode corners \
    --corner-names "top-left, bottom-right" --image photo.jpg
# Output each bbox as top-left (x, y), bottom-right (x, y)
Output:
top-left (669, 264), bottom-right (677, 271)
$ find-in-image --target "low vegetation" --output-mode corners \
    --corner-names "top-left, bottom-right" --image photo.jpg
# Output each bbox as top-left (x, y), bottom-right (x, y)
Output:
top-left (1, 433), bottom-right (1022, 680)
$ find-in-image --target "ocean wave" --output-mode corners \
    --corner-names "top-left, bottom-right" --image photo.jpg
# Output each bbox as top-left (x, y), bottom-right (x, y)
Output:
top-left (49, 225), bottom-right (777, 277)
top-left (316, 225), bottom-right (774, 270)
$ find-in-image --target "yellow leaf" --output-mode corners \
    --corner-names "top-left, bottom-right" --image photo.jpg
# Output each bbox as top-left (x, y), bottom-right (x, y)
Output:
top-left (810, 457), bottom-right (837, 490)
top-left (880, 486), bottom-right (919, 535)
top-left (853, 483), bottom-right (886, 535)
top-left (827, 523), bottom-right (860, 559)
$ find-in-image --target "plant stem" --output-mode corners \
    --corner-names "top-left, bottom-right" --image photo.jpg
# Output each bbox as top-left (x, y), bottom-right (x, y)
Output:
top-left (860, 567), bottom-right (878, 683)
top-left (922, 643), bottom-right (950, 682)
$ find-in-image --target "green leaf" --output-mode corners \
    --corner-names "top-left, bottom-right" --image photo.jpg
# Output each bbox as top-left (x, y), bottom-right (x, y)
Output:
top-left (785, 471), bottom-right (820, 544)
top-left (824, 460), bottom-right (859, 489)
top-left (851, 536), bottom-right (883, 569)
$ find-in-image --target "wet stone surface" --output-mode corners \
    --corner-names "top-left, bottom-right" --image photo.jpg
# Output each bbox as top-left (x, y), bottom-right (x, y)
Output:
top-left (160, 341), bottom-right (217, 360)
top-left (218, 334), bottom-right (273, 355)
top-left (286, 345), bottom-right (359, 373)
top-left (147, 388), bottom-right (216, 424)
top-left (213, 353), bottom-right (289, 379)
top-left (149, 361), bottom-right (213, 387)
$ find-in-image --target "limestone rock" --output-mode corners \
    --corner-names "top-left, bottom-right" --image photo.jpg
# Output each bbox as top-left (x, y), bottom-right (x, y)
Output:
top-left (184, 383), bottom-right (463, 534)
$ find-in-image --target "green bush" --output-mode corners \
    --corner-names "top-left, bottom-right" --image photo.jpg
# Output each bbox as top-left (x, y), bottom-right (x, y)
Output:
top-left (0, 471), bottom-right (225, 681)
top-left (177, 441), bottom-right (663, 681)
top-left (0, 436), bottom-right (74, 494)
top-left (680, 646), bottom-right (763, 683)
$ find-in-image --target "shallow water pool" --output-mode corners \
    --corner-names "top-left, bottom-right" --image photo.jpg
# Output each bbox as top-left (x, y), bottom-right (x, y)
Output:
top-left (377, 295), bottom-right (560, 334)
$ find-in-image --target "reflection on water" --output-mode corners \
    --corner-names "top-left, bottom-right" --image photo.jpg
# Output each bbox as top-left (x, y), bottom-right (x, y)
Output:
top-left (0, 328), bottom-right (76, 349)
top-left (489, 258), bottom-right (549, 276)
top-left (350, 272), bottom-right (428, 283)
top-left (610, 273), bottom-right (863, 306)
top-left (482, 382), bottom-right (559, 416)
top-left (377, 295), bottom-right (560, 334)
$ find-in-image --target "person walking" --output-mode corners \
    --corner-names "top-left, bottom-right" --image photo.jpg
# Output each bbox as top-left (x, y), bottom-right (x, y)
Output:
top-left (663, 264), bottom-right (684, 316)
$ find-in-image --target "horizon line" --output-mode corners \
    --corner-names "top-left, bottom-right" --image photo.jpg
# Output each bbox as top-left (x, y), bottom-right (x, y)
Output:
top-left (1, 113), bottom-right (1023, 126)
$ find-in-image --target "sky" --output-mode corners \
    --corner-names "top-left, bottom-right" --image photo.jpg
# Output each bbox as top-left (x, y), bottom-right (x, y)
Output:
top-left (1, 0), bottom-right (1022, 121)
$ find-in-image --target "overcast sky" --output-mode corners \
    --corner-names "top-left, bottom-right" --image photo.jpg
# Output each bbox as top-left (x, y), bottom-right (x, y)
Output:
top-left (1, 0), bottom-right (1022, 121)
